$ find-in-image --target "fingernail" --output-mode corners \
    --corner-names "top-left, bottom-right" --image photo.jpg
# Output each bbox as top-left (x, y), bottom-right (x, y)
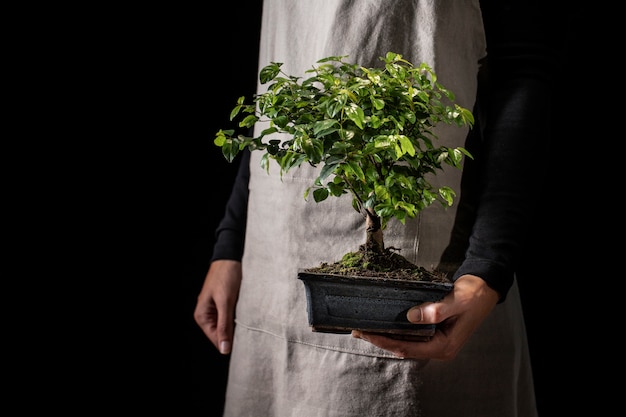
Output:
top-left (407, 308), bottom-right (422, 322)
top-left (219, 340), bottom-right (231, 354)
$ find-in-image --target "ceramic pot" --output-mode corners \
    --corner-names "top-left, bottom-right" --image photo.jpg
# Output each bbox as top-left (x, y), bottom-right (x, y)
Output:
top-left (298, 271), bottom-right (453, 341)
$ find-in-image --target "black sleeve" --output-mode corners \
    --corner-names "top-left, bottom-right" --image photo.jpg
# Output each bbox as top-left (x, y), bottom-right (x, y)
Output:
top-left (450, 0), bottom-right (552, 301)
top-left (210, 149), bottom-right (250, 262)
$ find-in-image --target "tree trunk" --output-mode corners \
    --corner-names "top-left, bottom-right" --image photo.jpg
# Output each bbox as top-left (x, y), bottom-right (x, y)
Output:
top-left (365, 208), bottom-right (384, 253)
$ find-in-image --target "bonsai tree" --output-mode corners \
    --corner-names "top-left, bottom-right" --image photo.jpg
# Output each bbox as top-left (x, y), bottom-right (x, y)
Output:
top-left (215, 52), bottom-right (474, 279)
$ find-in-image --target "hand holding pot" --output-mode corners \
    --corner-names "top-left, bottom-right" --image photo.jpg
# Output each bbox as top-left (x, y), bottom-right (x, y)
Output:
top-left (351, 275), bottom-right (499, 360)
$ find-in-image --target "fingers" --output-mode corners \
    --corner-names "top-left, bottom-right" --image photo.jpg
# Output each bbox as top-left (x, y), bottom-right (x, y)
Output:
top-left (194, 260), bottom-right (242, 355)
top-left (215, 302), bottom-right (236, 355)
top-left (352, 329), bottom-right (451, 361)
top-left (193, 298), bottom-right (220, 348)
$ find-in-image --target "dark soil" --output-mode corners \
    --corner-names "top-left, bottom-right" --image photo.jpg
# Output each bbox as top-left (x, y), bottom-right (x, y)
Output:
top-left (304, 243), bottom-right (451, 283)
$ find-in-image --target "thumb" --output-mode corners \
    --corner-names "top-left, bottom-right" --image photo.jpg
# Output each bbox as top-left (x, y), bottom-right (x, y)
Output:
top-left (407, 302), bottom-right (441, 324)
top-left (407, 306), bottom-right (423, 323)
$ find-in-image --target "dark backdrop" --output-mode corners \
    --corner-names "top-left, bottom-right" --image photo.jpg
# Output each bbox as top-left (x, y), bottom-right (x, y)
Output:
top-left (166, 3), bottom-right (263, 416)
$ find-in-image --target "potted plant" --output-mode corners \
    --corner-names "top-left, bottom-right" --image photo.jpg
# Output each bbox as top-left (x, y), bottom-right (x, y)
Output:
top-left (214, 52), bottom-right (474, 340)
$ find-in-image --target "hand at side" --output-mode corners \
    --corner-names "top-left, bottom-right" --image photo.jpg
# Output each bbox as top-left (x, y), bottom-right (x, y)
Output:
top-left (194, 259), bottom-right (242, 355)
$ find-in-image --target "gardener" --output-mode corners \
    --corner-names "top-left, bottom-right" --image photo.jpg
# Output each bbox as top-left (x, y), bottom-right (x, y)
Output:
top-left (195, 1), bottom-right (552, 415)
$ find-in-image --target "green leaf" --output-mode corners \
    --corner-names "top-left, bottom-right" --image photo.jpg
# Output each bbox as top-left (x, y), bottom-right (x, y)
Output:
top-left (328, 181), bottom-right (346, 197)
top-left (439, 186), bottom-right (456, 206)
top-left (214, 130), bottom-right (227, 147)
top-left (319, 160), bottom-right (339, 182)
top-left (302, 136), bottom-right (324, 163)
top-left (346, 160), bottom-right (365, 182)
top-left (313, 187), bottom-right (329, 202)
top-left (240, 114), bottom-right (258, 128)
top-left (273, 115), bottom-right (289, 128)
top-left (260, 62), bottom-right (282, 84)
top-left (220, 141), bottom-right (239, 163)
top-left (313, 119), bottom-right (338, 137)
top-left (345, 104), bottom-right (365, 129)
top-left (397, 135), bottom-right (415, 157)
top-left (371, 97), bottom-right (385, 110)
top-left (229, 105), bottom-right (242, 120)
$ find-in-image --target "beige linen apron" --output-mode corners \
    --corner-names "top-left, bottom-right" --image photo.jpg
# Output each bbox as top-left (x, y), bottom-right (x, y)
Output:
top-left (224, 1), bottom-right (537, 416)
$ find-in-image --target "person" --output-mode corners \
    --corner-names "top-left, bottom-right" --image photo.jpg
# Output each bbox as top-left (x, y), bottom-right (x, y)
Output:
top-left (195, 1), bottom-right (551, 415)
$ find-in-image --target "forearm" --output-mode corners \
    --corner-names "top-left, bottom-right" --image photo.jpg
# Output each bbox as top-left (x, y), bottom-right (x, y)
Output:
top-left (211, 149), bottom-right (250, 262)
top-left (454, 2), bottom-right (552, 301)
